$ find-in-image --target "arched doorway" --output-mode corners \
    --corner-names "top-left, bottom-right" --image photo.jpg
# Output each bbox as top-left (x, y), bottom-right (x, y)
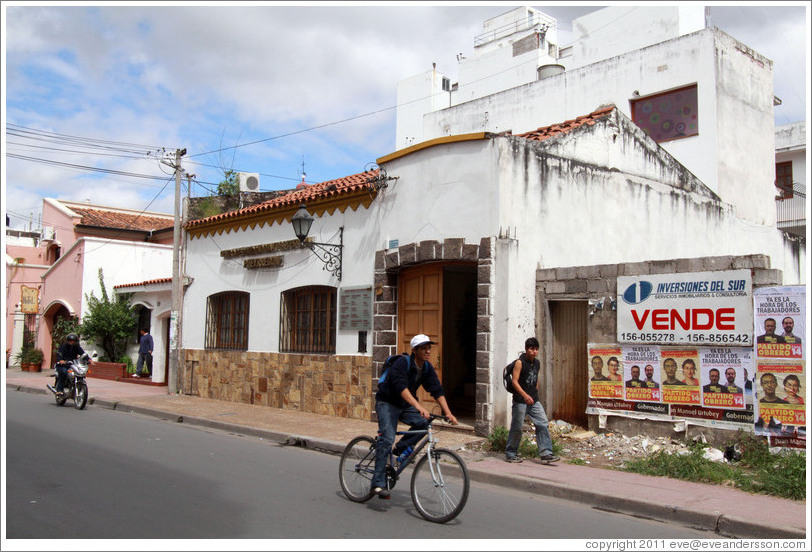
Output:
top-left (397, 263), bottom-right (477, 422)
top-left (45, 304), bottom-right (77, 368)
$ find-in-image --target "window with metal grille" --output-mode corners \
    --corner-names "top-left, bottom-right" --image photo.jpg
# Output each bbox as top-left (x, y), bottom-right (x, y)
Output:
top-left (775, 161), bottom-right (793, 199)
top-left (280, 286), bottom-right (336, 354)
top-left (630, 85), bottom-right (698, 143)
top-left (205, 291), bottom-right (249, 350)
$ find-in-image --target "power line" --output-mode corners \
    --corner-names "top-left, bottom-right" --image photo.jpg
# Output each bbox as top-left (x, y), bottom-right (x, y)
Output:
top-left (6, 153), bottom-right (176, 184)
top-left (5, 140), bottom-right (153, 160)
top-left (6, 123), bottom-right (169, 152)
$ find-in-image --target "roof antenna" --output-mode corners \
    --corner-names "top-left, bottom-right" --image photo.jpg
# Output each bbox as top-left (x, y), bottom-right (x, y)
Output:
top-left (297, 156), bottom-right (308, 190)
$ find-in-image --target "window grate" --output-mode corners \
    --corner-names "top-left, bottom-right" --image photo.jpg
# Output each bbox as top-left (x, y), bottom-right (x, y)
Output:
top-left (205, 291), bottom-right (249, 350)
top-left (280, 286), bottom-right (336, 354)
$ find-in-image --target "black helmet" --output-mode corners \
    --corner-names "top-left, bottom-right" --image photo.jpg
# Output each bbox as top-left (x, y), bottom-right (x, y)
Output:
top-left (66, 333), bottom-right (79, 342)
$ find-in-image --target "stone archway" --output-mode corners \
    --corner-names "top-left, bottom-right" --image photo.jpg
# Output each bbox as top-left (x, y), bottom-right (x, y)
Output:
top-left (372, 237), bottom-right (495, 435)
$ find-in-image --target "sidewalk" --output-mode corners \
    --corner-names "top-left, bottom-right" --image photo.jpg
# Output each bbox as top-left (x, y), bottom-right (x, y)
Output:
top-left (4, 367), bottom-right (806, 539)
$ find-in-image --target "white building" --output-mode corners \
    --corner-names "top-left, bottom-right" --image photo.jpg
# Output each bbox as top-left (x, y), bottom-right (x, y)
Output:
top-left (181, 106), bottom-right (802, 435)
top-left (177, 5), bottom-right (804, 438)
top-left (397, 6), bottom-right (779, 227)
top-left (774, 121), bottom-right (806, 237)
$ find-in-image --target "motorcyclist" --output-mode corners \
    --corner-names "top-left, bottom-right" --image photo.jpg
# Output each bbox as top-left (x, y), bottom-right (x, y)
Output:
top-left (54, 333), bottom-right (89, 396)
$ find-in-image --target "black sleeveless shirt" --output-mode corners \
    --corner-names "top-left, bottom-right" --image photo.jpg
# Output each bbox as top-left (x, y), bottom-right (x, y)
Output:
top-left (512, 353), bottom-right (540, 404)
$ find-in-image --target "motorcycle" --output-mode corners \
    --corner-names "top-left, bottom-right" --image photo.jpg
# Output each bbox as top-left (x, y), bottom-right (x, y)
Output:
top-left (46, 354), bottom-right (92, 410)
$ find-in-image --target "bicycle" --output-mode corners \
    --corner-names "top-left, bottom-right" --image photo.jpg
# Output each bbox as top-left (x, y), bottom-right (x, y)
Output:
top-left (338, 413), bottom-right (470, 523)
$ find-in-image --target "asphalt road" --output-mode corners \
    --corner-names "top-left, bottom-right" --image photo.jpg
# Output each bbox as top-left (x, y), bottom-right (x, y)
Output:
top-left (5, 390), bottom-right (719, 540)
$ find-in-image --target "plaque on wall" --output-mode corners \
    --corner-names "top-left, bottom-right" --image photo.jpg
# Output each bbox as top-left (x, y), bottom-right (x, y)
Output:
top-left (339, 286), bottom-right (373, 331)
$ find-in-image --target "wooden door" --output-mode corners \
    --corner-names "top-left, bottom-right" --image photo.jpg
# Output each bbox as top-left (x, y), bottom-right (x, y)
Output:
top-left (398, 265), bottom-right (443, 402)
top-left (550, 301), bottom-right (588, 426)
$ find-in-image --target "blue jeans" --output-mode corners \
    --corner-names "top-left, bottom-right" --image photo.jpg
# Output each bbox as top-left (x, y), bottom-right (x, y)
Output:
top-left (371, 401), bottom-right (428, 488)
top-left (55, 364), bottom-right (69, 392)
top-left (506, 400), bottom-right (553, 458)
top-left (136, 353), bottom-right (152, 375)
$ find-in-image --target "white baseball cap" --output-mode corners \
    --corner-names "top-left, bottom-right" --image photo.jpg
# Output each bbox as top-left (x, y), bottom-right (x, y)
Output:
top-left (410, 334), bottom-right (437, 350)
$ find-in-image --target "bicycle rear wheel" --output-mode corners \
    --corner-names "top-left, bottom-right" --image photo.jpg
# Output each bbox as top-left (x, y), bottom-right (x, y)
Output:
top-left (410, 447), bottom-right (470, 523)
top-left (339, 436), bottom-right (377, 503)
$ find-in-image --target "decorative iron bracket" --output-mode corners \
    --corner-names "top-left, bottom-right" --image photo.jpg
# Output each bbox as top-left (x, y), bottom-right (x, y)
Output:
top-left (307, 227), bottom-right (343, 280)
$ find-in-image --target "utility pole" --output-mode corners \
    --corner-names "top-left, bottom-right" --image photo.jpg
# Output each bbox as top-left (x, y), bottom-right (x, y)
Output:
top-left (169, 147), bottom-right (186, 394)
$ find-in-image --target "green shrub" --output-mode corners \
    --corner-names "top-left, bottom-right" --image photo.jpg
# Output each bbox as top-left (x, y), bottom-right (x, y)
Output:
top-left (118, 355), bottom-right (135, 373)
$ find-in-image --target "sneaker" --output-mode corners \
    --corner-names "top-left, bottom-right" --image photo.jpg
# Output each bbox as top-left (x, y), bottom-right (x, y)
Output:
top-left (505, 456), bottom-right (523, 463)
top-left (132, 373), bottom-right (140, 378)
top-left (539, 454), bottom-right (560, 464)
top-left (373, 487), bottom-right (390, 499)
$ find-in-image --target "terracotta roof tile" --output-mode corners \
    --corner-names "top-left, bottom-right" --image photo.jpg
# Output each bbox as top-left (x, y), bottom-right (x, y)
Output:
top-left (516, 106), bottom-right (615, 142)
top-left (114, 277), bottom-right (172, 289)
top-left (186, 170), bottom-right (378, 229)
top-left (70, 206), bottom-right (174, 232)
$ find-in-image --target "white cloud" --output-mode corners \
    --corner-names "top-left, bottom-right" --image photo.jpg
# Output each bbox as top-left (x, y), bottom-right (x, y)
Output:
top-left (3, 3), bottom-right (808, 230)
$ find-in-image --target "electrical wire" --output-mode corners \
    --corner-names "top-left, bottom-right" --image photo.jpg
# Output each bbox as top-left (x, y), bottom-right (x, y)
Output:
top-left (6, 123), bottom-right (169, 152)
top-left (6, 153), bottom-right (175, 185)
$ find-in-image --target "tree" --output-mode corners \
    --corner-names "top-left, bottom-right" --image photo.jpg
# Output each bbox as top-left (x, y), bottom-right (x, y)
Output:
top-left (51, 315), bottom-right (80, 352)
top-left (217, 169), bottom-right (239, 196)
top-left (79, 268), bottom-right (136, 362)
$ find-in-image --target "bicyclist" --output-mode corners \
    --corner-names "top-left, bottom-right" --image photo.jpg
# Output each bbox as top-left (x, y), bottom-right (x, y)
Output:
top-left (371, 334), bottom-right (458, 499)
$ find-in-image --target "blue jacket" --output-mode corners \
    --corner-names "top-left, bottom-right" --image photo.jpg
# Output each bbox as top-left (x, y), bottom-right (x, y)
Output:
top-left (139, 333), bottom-right (154, 354)
top-left (375, 354), bottom-right (444, 408)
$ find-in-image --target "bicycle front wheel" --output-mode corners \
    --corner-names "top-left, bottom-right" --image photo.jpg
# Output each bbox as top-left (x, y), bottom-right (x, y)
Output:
top-left (339, 436), bottom-right (377, 503)
top-left (410, 447), bottom-right (470, 523)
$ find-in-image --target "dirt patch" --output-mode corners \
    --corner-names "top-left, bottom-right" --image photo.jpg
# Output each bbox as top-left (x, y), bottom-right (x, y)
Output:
top-left (454, 420), bottom-right (700, 471)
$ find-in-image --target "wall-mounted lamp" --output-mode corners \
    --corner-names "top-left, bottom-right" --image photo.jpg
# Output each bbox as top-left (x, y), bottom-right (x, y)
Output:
top-left (291, 204), bottom-right (343, 280)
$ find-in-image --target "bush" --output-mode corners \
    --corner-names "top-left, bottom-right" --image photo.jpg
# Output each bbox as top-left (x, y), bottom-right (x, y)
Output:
top-left (118, 355), bottom-right (135, 374)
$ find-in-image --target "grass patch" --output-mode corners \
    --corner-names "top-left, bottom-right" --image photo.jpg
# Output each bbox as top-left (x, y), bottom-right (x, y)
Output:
top-left (487, 425), bottom-right (561, 459)
top-left (621, 432), bottom-right (805, 501)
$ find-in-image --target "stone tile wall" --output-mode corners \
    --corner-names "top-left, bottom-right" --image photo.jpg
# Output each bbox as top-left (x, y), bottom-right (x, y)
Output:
top-left (182, 349), bottom-right (373, 420)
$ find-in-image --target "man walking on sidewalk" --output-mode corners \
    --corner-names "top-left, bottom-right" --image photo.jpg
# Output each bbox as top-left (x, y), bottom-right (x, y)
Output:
top-left (505, 337), bottom-right (559, 465)
top-left (134, 328), bottom-right (153, 378)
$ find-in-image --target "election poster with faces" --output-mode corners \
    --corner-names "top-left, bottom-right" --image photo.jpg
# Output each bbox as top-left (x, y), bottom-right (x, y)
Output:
top-left (660, 348), bottom-right (700, 405)
top-left (753, 286), bottom-right (805, 447)
top-left (754, 286), bottom-right (805, 360)
top-left (699, 348), bottom-right (748, 409)
top-left (622, 346), bottom-right (661, 403)
top-left (588, 345), bottom-right (623, 399)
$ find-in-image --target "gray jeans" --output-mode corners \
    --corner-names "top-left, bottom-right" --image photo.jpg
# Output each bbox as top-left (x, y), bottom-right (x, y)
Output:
top-left (506, 400), bottom-right (553, 458)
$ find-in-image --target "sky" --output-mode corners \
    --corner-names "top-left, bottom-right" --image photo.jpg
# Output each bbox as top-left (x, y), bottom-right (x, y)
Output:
top-left (2, 2), bottom-right (809, 231)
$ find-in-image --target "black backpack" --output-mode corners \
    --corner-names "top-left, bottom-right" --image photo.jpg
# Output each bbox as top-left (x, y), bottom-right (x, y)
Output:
top-left (503, 359), bottom-right (520, 394)
top-left (378, 352), bottom-right (410, 387)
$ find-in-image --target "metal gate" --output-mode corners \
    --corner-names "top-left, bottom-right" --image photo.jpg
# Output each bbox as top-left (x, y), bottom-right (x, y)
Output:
top-left (550, 301), bottom-right (588, 426)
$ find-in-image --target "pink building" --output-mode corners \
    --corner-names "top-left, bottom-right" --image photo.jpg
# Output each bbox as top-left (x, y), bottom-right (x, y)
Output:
top-left (6, 198), bottom-right (174, 369)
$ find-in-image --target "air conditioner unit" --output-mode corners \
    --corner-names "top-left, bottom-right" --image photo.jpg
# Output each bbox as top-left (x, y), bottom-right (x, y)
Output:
top-left (40, 226), bottom-right (56, 241)
top-left (238, 172), bottom-right (260, 193)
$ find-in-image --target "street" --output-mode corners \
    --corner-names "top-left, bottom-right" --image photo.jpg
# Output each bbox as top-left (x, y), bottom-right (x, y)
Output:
top-left (5, 390), bottom-right (718, 540)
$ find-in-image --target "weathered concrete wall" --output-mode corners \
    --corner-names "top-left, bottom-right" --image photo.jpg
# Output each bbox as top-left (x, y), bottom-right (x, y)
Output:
top-left (183, 349), bottom-right (373, 420)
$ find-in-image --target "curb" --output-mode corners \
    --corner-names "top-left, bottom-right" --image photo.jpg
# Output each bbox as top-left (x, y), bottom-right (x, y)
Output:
top-left (467, 467), bottom-right (804, 539)
top-left (6, 382), bottom-right (806, 539)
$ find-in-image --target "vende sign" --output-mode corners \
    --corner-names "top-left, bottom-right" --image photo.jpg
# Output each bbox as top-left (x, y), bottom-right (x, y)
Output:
top-left (617, 270), bottom-right (752, 346)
